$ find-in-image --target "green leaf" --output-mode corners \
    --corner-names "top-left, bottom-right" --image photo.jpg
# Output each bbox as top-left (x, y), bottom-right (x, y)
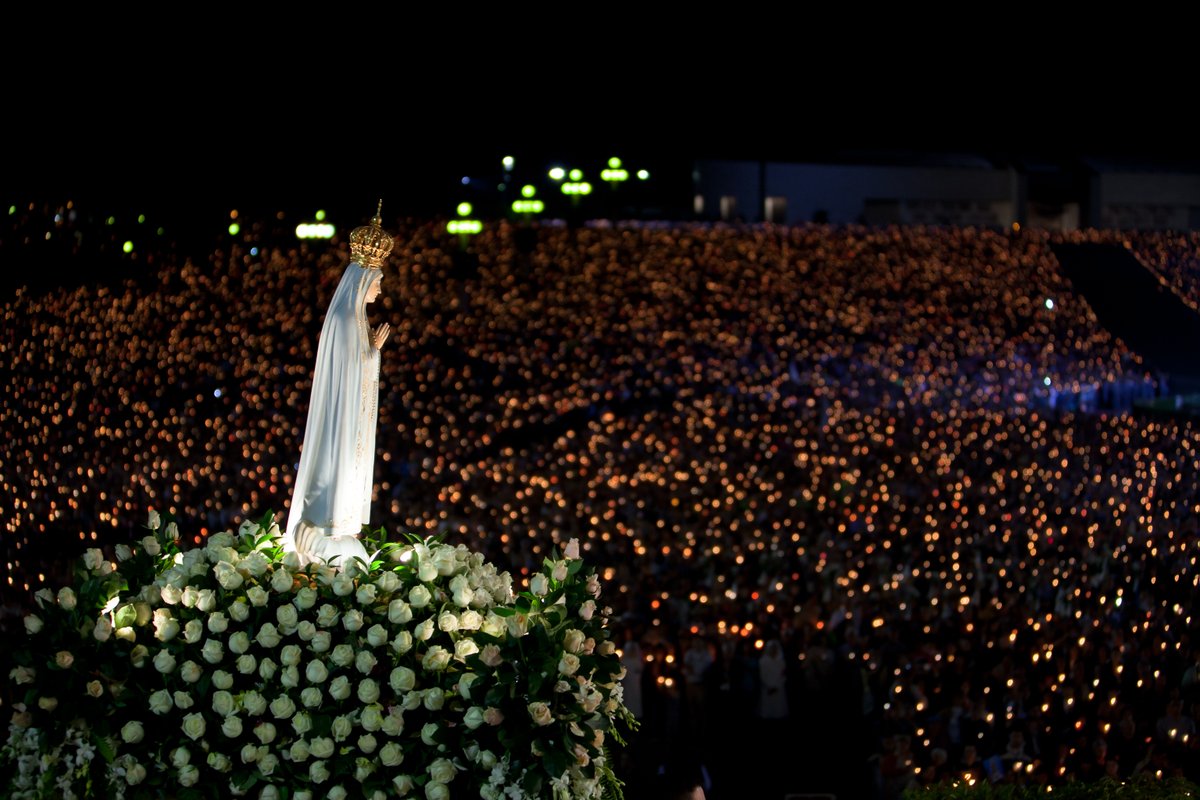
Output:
top-left (92, 731), bottom-right (116, 763)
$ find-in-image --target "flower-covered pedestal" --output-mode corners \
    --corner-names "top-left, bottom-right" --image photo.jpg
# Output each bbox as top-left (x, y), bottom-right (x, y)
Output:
top-left (4, 512), bottom-right (635, 799)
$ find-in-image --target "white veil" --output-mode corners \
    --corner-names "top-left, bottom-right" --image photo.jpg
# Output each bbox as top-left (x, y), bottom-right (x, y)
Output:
top-left (285, 261), bottom-right (382, 557)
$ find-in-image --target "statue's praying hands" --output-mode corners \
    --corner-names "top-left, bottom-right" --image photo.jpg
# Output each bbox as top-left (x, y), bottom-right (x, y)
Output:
top-left (372, 322), bottom-right (390, 350)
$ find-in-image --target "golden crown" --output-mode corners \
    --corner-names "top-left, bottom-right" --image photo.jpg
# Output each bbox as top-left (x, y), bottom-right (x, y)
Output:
top-left (349, 200), bottom-right (394, 269)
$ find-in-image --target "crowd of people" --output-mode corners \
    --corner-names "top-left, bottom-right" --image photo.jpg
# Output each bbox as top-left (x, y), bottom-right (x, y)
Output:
top-left (2, 200), bottom-right (1198, 796)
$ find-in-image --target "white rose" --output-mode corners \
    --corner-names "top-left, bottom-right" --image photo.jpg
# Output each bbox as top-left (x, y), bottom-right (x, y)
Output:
top-left (153, 609), bottom-right (179, 641)
top-left (87, 680), bottom-right (104, 698)
top-left (480, 613), bottom-right (505, 638)
top-left (55, 650), bottom-right (75, 669)
top-left (229, 597), bottom-right (250, 623)
top-left (241, 551), bottom-right (270, 578)
top-left (507, 613), bottom-right (529, 638)
top-left (149, 689), bottom-right (173, 714)
top-left (342, 609), bottom-right (364, 632)
top-left (207, 612), bottom-right (229, 634)
top-left (328, 787), bottom-right (348, 800)
top-left (179, 619), bottom-right (201, 644)
top-left (212, 690), bottom-right (237, 717)
top-left (563, 628), bottom-right (586, 654)
top-left (153, 650), bottom-right (176, 674)
top-left (420, 722), bottom-right (439, 746)
top-left (213, 669), bottom-right (234, 690)
top-left (316, 604), bottom-right (340, 627)
top-left (241, 743), bottom-right (259, 764)
top-left (93, 616), bottom-right (113, 642)
top-left (238, 519), bottom-right (256, 538)
top-left (458, 609), bottom-right (482, 630)
top-left (408, 585), bottom-right (432, 609)
top-left (360, 705), bottom-right (384, 732)
top-left (253, 721), bottom-right (277, 744)
top-left (401, 690), bottom-right (424, 712)
top-left (422, 645), bottom-right (451, 672)
top-left (82, 548), bottom-right (104, 571)
top-left (294, 587), bottom-right (318, 610)
top-left (260, 755), bottom-right (280, 779)
top-left (182, 712), bottom-right (207, 740)
top-left (463, 706), bottom-right (485, 729)
top-left (237, 654), bottom-right (257, 674)
top-left (437, 610), bottom-right (458, 633)
top-left (290, 739), bottom-right (311, 762)
top-left (309, 737), bottom-right (335, 759)
top-left (480, 644), bottom-right (503, 667)
top-left (57, 587), bottom-right (77, 610)
top-left (202, 638), bottom-right (226, 663)
top-left (365, 624), bottom-right (389, 648)
top-left (311, 631), bottom-right (332, 652)
top-left (358, 734), bottom-right (378, 754)
top-left (425, 782), bottom-right (449, 800)
top-left (281, 644), bottom-right (302, 666)
top-left (280, 665), bottom-right (300, 688)
top-left (428, 757), bottom-right (456, 784)
top-left (331, 575), bottom-right (355, 597)
top-left (484, 707), bottom-right (504, 726)
top-left (390, 666), bottom-right (416, 692)
top-left (423, 689), bottom-right (445, 711)
top-left (388, 599), bottom-right (413, 624)
top-left (352, 650), bottom-right (376, 675)
top-left (328, 642), bottom-right (350, 671)
top-left (356, 583), bottom-right (377, 605)
top-left (598, 640), bottom-right (616, 656)
top-left (417, 559), bottom-right (438, 583)
top-left (375, 571), bottom-right (400, 593)
top-left (559, 653), bottom-right (580, 676)
top-left (147, 509), bottom-right (161, 529)
top-left (270, 568), bottom-right (294, 594)
top-left (309, 760), bottom-right (330, 784)
top-left (276, 605), bottom-right (299, 629)
top-left (414, 617), bottom-right (435, 642)
top-left (379, 742), bottom-right (404, 767)
top-left (392, 631), bottom-right (413, 654)
top-left (142, 535), bottom-right (161, 556)
top-left (306, 660), bottom-right (330, 684)
top-left (551, 560), bottom-right (568, 582)
top-left (247, 586), bottom-right (269, 608)
top-left (178, 764), bottom-right (200, 787)
top-left (227, 631), bottom-right (250, 655)
top-left (586, 574), bottom-right (601, 597)
top-left (181, 585), bottom-right (199, 608)
top-left (180, 660), bottom-right (202, 683)
top-left (259, 781), bottom-right (279, 797)
top-left (258, 657), bottom-right (277, 681)
top-left (454, 639), bottom-right (479, 661)
top-left (393, 775), bottom-right (414, 796)
top-left (301, 687), bottom-right (323, 708)
top-left (214, 561), bottom-right (243, 590)
top-left (297, 620), bottom-right (317, 641)
top-left (173, 691), bottom-right (194, 709)
top-left (579, 599), bottom-right (596, 621)
top-left (530, 574), bottom-right (549, 596)
top-left (292, 712), bottom-right (313, 735)
top-left (269, 696), bottom-right (296, 719)
top-left (331, 715), bottom-right (353, 741)
top-left (328, 675), bottom-right (352, 701)
top-left (256, 623), bottom-right (282, 648)
top-left (528, 701), bottom-right (553, 726)
top-left (457, 672), bottom-right (478, 700)
top-left (171, 747), bottom-right (191, 768)
top-left (128, 644), bottom-right (149, 667)
top-left (38, 696), bottom-right (58, 712)
top-left (222, 716), bottom-right (244, 738)
top-left (243, 690), bottom-right (267, 716)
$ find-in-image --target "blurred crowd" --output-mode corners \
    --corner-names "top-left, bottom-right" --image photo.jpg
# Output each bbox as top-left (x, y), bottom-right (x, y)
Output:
top-left (2, 201), bottom-right (1198, 796)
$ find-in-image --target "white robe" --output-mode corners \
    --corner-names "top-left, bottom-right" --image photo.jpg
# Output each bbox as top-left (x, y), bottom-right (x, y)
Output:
top-left (285, 262), bottom-right (382, 569)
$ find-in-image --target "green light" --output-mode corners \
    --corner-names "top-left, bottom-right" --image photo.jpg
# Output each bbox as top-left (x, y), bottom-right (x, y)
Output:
top-left (637, 169), bottom-right (650, 180)
top-left (569, 169), bottom-right (582, 181)
top-left (457, 202), bottom-right (473, 217)
top-left (106, 216), bottom-right (115, 226)
top-left (296, 223), bottom-right (336, 239)
top-left (608, 157), bottom-right (622, 169)
top-left (316, 209), bottom-right (326, 221)
top-left (511, 200), bottom-right (545, 214)
top-left (601, 169), bottom-right (629, 182)
top-left (521, 185), bottom-right (536, 198)
top-left (548, 167), bottom-right (565, 181)
top-left (157, 227), bottom-right (165, 236)
top-left (579, 182), bottom-right (592, 195)
top-left (502, 156), bottom-right (514, 170)
top-left (122, 241), bottom-right (134, 254)
top-left (447, 219), bottom-right (483, 235)
top-left (8, 205), bottom-right (14, 215)
top-left (228, 223), bottom-right (240, 236)
top-left (137, 214), bottom-right (146, 224)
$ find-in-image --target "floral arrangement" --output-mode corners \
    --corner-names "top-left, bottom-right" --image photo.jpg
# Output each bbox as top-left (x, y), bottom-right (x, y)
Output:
top-left (3, 511), bottom-right (635, 799)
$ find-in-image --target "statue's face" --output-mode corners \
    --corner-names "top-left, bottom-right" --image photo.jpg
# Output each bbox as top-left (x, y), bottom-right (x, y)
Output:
top-left (365, 277), bottom-right (382, 304)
